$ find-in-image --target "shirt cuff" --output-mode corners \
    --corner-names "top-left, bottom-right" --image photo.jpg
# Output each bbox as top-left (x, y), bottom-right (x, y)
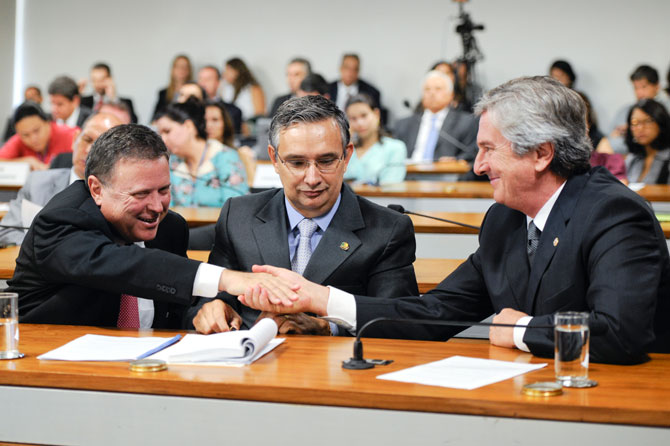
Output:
top-left (513, 316), bottom-right (533, 352)
top-left (192, 263), bottom-right (225, 297)
top-left (322, 286), bottom-right (356, 331)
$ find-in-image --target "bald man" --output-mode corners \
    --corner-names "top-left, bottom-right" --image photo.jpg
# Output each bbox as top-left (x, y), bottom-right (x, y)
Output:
top-left (0, 113), bottom-right (122, 246)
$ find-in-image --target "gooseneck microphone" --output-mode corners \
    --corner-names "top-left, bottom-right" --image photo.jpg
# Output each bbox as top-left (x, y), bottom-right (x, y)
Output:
top-left (387, 204), bottom-right (481, 231)
top-left (342, 317), bottom-right (608, 370)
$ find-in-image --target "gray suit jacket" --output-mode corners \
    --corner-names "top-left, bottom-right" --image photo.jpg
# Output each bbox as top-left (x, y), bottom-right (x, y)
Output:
top-left (394, 109), bottom-right (479, 162)
top-left (188, 184), bottom-right (419, 329)
top-left (0, 168), bottom-right (71, 246)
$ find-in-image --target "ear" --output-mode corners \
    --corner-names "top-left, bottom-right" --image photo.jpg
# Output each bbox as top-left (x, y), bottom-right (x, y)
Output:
top-left (88, 175), bottom-right (104, 206)
top-left (342, 143), bottom-right (355, 170)
top-left (268, 145), bottom-right (280, 174)
top-left (185, 119), bottom-right (198, 138)
top-left (73, 96), bottom-right (81, 107)
top-left (534, 142), bottom-right (555, 173)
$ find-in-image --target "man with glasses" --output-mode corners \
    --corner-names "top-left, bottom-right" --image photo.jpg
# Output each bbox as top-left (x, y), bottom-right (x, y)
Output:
top-left (190, 95), bottom-right (418, 334)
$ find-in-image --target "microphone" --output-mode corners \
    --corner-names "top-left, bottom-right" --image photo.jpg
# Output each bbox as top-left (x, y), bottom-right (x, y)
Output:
top-left (387, 204), bottom-right (480, 231)
top-left (343, 317), bottom-right (609, 370)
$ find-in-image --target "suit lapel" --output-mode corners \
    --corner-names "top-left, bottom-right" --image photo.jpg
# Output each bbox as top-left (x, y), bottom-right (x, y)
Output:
top-left (504, 214), bottom-right (531, 312)
top-left (303, 186), bottom-right (364, 284)
top-left (252, 190), bottom-right (291, 269)
top-left (526, 173), bottom-right (588, 311)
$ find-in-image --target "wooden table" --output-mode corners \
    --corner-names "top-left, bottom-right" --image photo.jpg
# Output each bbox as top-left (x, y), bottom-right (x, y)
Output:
top-left (0, 324), bottom-right (668, 445)
top-left (170, 206), bottom-right (220, 227)
top-left (406, 160), bottom-right (471, 175)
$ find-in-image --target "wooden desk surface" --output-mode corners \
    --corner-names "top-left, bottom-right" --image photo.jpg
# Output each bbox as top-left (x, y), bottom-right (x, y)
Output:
top-left (171, 206), bottom-right (221, 227)
top-left (406, 160), bottom-right (471, 175)
top-left (1, 323), bottom-right (669, 427)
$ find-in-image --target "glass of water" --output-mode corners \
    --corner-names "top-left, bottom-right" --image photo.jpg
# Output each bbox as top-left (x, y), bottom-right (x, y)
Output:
top-left (554, 311), bottom-right (597, 388)
top-left (0, 293), bottom-right (23, 360)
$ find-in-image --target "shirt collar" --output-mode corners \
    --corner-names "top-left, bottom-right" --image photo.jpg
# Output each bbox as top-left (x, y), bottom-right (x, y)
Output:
top-left (68, 168), bottom-right (80, 184)
top-left (526, 181), bottom-right (566, 231)
top-left (285, 191), bottom-right (342, 233)
top-left (421, 107), bottom-right (448, 121)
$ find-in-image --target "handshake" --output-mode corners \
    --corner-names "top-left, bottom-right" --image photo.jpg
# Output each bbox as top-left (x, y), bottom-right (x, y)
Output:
top-left (196, 266), bottom-right (331, 335)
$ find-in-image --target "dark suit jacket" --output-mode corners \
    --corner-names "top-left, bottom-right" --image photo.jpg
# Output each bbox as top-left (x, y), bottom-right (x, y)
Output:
top-left (269, 93), bottom-right (292, 117)
top-left (81, 95), bottom-right (138, 123)
top-left (354, 167), bottom-right (670, 364)
top-left (9, 180), bottom-right (201, 328)
top-left (189, 184), bottom-right (419, 329)
top-left (75, 106), bottom-right (93, 128)
top-left (328, 78), bottom-right (381, 109)
top-left (394, 109), bottom-right (479, 162)
top-left (49, 152), bottom-right (73, 169)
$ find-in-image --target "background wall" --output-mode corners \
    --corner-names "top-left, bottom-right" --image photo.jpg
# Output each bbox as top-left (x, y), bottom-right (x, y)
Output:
top-left (0, 0), bottom-right (16, 128)
top-left (2, 0), bottom-right (669, 133)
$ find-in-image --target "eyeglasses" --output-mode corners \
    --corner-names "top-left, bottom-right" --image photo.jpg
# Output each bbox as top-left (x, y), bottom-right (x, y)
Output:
top-left (630, 118), bottom-right (656, 128)
top-left (275, 151), bottom-right (345, 174)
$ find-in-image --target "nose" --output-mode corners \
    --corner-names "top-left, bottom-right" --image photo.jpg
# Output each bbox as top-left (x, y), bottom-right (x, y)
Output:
top-left (146, 191), bottom-right (165, 213)
top-left (303, 162), bottom-right (322, 187)
top-left (473, 148), bottom-right (487, 176)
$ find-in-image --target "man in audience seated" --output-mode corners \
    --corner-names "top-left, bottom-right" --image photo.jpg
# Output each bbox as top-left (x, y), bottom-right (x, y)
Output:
top-left (269, 58), bottom-right (311, 117)
top-left (240, 77), bottom-right (670, 365)
top-left (297, 73), bottom-right (330, 98)
top-left (193, 69), bottom-right (243, 134)
top-left (0, 102), bottom-right (77, 170)
top-left (190, 95), bottom-right (418, 334)
top-left (609, 65), bottom-right (670, 154)
top-left (80, 62), bottom-right (138, 123)
top-left (0, 113), bottom-right (122, 246)
top-left (328, 54), bottom-right (381, 111)
top-left (9, 124), bottom-right (298, 328)
top-left (3, 86), bottom-right (43, 142)
top-left (395, 70), bottom-right (478, 163)
top-left (48, 75), bottom-right (92, 129)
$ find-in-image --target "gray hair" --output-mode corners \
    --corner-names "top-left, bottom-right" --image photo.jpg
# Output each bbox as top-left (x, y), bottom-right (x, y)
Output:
top-left (85, 124), bottom-right (168, 184)
top-left (474, 76), bottom-right (592, 178)
top-left (269, 95), bottom-right (350, 151)
top-left (423, 70), bottom-right (454, 94)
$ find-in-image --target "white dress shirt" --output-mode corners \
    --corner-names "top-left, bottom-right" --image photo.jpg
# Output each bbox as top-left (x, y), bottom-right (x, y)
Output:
top-left (410, 108), bottom-right (449, 162)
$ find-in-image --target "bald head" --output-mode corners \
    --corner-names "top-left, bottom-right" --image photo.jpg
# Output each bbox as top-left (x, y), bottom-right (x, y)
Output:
top-left (72, 113), bottom-right (123, 178)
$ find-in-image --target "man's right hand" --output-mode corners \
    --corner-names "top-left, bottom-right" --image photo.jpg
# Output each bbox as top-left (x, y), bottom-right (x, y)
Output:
top-left (193, 300), bottom-right (242, 334)
top-left (218, 269), bottom-right (300, 305)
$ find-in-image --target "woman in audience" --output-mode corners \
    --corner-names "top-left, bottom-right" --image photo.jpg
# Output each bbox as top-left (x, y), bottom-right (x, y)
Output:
top-left (152, 54), bottom-right (193, 121)
top-left (205, 100), bottom-right (256, 183)
top-left (345, 94), bottom-right (407, 184)
top-left (0, 101), bottom-right (76, 170)
top-left (549, 60), bottom-right (576, 89)
top-left (625, 99), bottom-right (670, 184)
top-left (221, 57), bottom-right (266, 120)
top-left (155, 98), bottom-right (248, 207)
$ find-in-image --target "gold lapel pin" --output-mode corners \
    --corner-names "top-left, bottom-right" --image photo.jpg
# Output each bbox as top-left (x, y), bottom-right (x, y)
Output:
top-left (553, 237), bottom-right (559, 247)
top-left (340, 242), bottom-right (350, 251)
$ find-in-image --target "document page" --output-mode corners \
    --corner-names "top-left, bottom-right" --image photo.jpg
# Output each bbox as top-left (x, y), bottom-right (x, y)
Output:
top-left (377, 355), bottom-right (547, 390)
top-left (38, 334), bottom-right (181, 361)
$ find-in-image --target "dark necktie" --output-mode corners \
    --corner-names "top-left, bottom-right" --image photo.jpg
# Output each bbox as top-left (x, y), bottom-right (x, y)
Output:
top-left (527, 221), bottom-right (541, 264)
top-left (117, 294), bottom-right (140, 329)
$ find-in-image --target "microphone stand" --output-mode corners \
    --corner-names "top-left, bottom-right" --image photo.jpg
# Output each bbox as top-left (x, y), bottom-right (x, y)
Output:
top-left (388, 204), bottom-right (481, 231)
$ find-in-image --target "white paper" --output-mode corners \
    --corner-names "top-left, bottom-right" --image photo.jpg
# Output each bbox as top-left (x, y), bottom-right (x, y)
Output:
top-left (376, 355), bottom-right (547, 390)
top-left (628, 182), bottom-right (645, 192)
top-left (252, 164), bottom-right (282, 188)
top-left (149, 318), bottom-right (282, 365)
top-left (21, 199), bottom-right (43, 228)
top-left (38, 334), bottom-right (179, 361)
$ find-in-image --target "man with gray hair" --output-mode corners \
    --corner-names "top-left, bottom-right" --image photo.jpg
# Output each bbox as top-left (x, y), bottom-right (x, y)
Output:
top-left (240, 77), bottom-right (670, 364)
top-left (9, 124), bottom-right (298, 328)
top-left (395, 70), bottom-right (478, 162)
top-left (190, 95), bottom-right (418, 334)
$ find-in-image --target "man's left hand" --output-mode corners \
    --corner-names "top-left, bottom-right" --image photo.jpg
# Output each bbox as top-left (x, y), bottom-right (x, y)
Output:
top-left (490, 308), bottom-right (528, 348)
top-left (256, 312), bottom-right (331, 335)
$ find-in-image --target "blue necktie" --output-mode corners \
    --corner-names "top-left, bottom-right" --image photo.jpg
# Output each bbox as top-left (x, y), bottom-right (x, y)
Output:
top-left (423, 115), bottom-right (440, 161)
top-left (291, 219), bottom-right (318, 275)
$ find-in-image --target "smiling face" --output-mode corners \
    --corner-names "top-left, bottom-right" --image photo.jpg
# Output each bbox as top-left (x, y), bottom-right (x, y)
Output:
top-left (269, 119), bottom-right (352, 218)
top-left (88, 157), bottom-right (171, 243)
top-left (473, 112), bottom-right (542, 213)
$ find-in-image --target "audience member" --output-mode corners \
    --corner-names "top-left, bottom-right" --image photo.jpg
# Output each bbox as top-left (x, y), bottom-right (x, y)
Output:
top-left (241, 77), bottom-right (670, 365)
top-left (394, 70), bottom-right (478, 162)
top-left (155, 99), bottom-right (248, 207)
top-left (80, 62), bottom-right (138, 123)
top-left (177, 82), bottom-right (206, 102)
top-left (624, 99), bottom-right (670, 184)
top-left (4, 86), bottom-right (44, 142)
top-left (297, 73), bottom-right (330, 97)
top-left (0, 102), bottom-right (76, 170)
top-left (188, 95), bottom-right (418, 333)
top-left (430, 60), bottom-right (469, 112)
top-left (345, 93), bottom-right (407, 184)
top-left (609, 65), bottom-right (670, 154)
top-left (549, 60), bottom-right (576, 89)
top-left (48, 75), bottom-right (92, 128)
top-left (222, 57), bottom-right (266, 120)
top-left (152, 54), bottom-right (192, 121)
top-left (269, 58), bottom-right (311, 117)
top-left (0, 113), bottom-right (122, 246)
top-left (328, 54), bottom-right (381, 111)
top-left (9, 123), bottom-right (295, 327)
top-left (196, 66), bottom-right (243, 134)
